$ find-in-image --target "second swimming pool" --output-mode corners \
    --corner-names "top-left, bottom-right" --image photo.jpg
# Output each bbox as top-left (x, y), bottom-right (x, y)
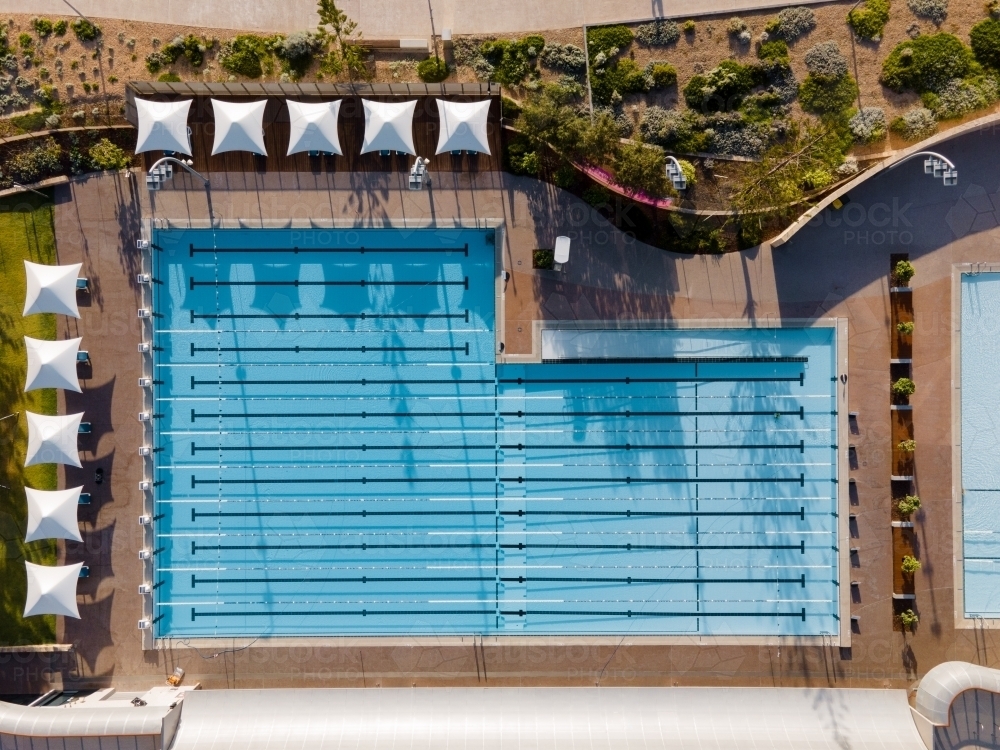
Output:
top-left (151, 227), bottom-right (840, 638)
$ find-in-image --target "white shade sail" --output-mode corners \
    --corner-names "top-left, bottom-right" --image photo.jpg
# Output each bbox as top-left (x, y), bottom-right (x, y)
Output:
top-left (24, 562), bottom-right (83, 618)
top-left (25, 486), bottom-right (83, 543)
top-left (210, 99), bottom-right (267, 156)
top-left (286, 100), bottom-right (342, 156)
top-left (24, 337), bottom-right (83, 393)
top-left (23, 261), bottom-right (82, 318)
top-left (361, 99), bottom-right (416, 155)
top-left (134, 97), bottom-right (193, 155)
top-left (25, 412), bottom-right (84, 468)
top-left (435, 99), bottom-right (492, 155)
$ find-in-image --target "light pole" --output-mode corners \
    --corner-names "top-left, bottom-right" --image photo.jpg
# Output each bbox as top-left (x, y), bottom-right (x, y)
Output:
top-left (10, 182), bottom-right (51, 200)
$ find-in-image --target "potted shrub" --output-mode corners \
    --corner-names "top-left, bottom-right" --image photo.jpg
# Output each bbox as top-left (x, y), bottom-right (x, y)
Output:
top-left (892, 377), bottom-right (915, 403)
top-left (901, 554), bottom-right (921, 574)
top-left (893, 259), bottom-right (915, 286)
top-left (897, 494), bottom-right (921, 518)
top-left (896, 321), bottom-right (914, 335)
top-left (898, 439), bottom-right (916, 452)
top-left (898, 608), bottom-right (919, 631)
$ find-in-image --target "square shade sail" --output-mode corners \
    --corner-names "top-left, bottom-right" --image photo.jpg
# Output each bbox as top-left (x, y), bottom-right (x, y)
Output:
top-left (361, 99), bottom-right (416, 155)
top-left (25, 411), bottom-right (84, 468)
top-left (210, 99), bottom-right (268, 156)
top-left (24, 562), bottom-right (83, 618)
top-left (135, 97), bottom-right (193, 155)
top-left (25, 486), bottom-right (83, 543)
top-left (435, 99), bottom-right (491, 155)
top-left (23, 261), bottom-right (82, 318)
top-left (287, 100), bottom-right (342, 156)
top-left (25, 336), bottom-right (83, 392)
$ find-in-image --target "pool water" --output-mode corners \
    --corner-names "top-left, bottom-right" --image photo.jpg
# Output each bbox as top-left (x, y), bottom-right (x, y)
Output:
top-left (961, 273), bottom-right (1000, 616)
top-left (151, 227), bottom-right (840, 638)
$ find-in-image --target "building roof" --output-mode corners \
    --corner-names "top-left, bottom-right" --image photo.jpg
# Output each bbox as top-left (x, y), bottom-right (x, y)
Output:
top-left (23, 261), bottom-right (82, 318)
top-left (24, 337), bottom-right (83, 393)
top-left (134, 97), bottom-right (193, 155)
top-left (167, 687), bottom-right (925, 750)
top-left (24, 412), bottom-right (83, 468)
top-left (23, 562), bottom-right (83, 619)
top-left (210, 99), bottom-right (268, 156)
top-left (360, 99), bottom-right (416, 155)
top-left (286, 100), bottom-right (342, 155)
top-left (435, 99), bottom-right (491, 155)
top-left (25, 486), bottom-right (83, 543)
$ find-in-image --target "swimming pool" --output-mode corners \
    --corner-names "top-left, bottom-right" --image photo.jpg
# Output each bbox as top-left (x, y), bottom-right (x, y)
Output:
top-left (961, 273), bottom-right (1000, 617)
top-left (151, 227), bottom-right (840, 638)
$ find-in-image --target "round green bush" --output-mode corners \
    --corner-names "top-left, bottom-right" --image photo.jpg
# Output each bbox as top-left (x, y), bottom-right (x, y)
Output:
top-left (757, 39), bottom-right (789, 61)
top-left (646, 62), bottom-right (677, 89)
top-left (218, 34), bottom-right (271, 78)
top-left (799, 73), bottom-right (859, 115)
top-left (417, 56), bottom-right (449, 82)
top-left (880, 33), bottom-right (972, 93)
top-left (848, 0), bottom-right (890, 41)
top-left (70, 18), bottom-right (101, 42)
top-left (971, 18), bottom-right (1000, 69)
top-left (683, 60), bottom-right (756, 112)
top-left (89, 138), bottom-right (131, 170)
top-left (587, 25), bottom-right (633, 58)
top-left (158, 72), bottom-right (181, 82)
top-left (890, 106), bottom-right (938, 139)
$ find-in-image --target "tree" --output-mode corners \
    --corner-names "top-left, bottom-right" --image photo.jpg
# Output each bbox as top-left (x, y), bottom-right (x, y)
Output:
top-left (317, 0), bottom-right (367, 80)
top-left (614, 141), bottom-right (669, 198)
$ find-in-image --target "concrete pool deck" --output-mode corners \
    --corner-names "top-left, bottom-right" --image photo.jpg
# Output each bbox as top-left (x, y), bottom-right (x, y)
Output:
top-left (5, 122), bottom-right (1000, 692)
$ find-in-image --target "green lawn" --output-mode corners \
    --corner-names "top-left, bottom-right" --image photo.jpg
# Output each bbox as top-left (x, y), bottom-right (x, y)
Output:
top-left (0, 191), bottom-right (59, 646)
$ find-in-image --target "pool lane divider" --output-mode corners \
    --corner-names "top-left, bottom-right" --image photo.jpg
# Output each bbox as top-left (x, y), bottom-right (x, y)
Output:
top-left (189, 540), bottom-right (807, 554)
top-left (188, 607), bottom-right (808, 621)
top-left (188, 440), bottom-right (808, 454)
top-left (190, 309), bottom-right (470, 322)
top-left (189, 342), bottom-right (470, 355)
top-left (189, 573), bottom-right (807, 587)
top-left (189, 244), bottom-right (470, 256)
top-left (188, 375), bottom-right (803, 389)
top-left (189, 474), bottom-right (808, 487)
top-left (190, 407), bottom-right (808, 420)
top-left (189, 508), bottom-right (807, 521)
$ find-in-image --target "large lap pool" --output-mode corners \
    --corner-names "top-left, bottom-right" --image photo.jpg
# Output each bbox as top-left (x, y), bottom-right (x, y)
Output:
top-left (151, 227), bottom-right (840, 638)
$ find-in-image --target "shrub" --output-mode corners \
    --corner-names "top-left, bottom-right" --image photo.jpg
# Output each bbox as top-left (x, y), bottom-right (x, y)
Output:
top-left (758, 39), bottom-right (789, 61)
top-left (158, 72), bottom-right (181, 82)
top-left (273, 31), bottom-right (322, 77)
top-left (898, 438), bottom-right (917, 452)
top-left (540, 44), bottom-right (586, 73)
top-left (71, 18), bottom-right (101, 42)
top-left (881, 34), bottom-right (972, 93)
top-left (805, 41), bottom-right (848, 79)
top-left (678, 158), bottom-right (697, 188)
top-left (635, 19), bottom-right (680, 47)
top-left (614, 141), bottom-right (669, 197)
top-left (32, 18), bottom-right (53, 37)
top-left (532, 249), bottom-right (554, 269)
top-left (799, 73), bottom-right (859, 115)
top-left (971, 19), bottom-right (1000, 68)
top-left (899, 609), bottom-right (919, 630)
top-left (922, 75), bottom-right (999, 119)
top-left (53, 20), bottom-right (67, 36)
top-left (683, 59), bottom-right (756, 111)
top-left (218, 34), bottom-right (273, 78)
top-left (850, 106), bottom-right (887, 142)
top-left (640, 106), bottom-right (711, 152)
top-left (5, 138), bottom-right (62, 182)
top-left (44, 113), bottom-right (59, 128)
top-left (88, 138), bottom-right (130, 170)
top-left (591, 57), bottom-right (648, 105)
top-left (645, 61), bottom-right (677, 88)
top-left (416, 56), bottom-right (449, 82)
top-left (727, 17), bottom-right (748, 35)
top-left (14, 75), bottom-right (31, 90)
top-left (801, 167), bottom-right (835, 190)
top-left (849, 0), bottom-right (890, 41)
top-left (145, 52), bottom-right (165, 74)
top-left (773, 7), bottom-right (816, 40)
top-left (901, 555), bottom-right (921, 574)
top-left (587, 25), bottom-right (633, 58)
top-left (890, 106), bottom-right (938, 139)
top-left (908, 0), bottom-right (948, 22)
top-left (709, 113), bottom-right (771, 157)
top-left (897, 320), bottom-right (915, 334)
top-left (582, 184), bottom-right (611, 206)
top-left (892, 376), bottom-right (916, 397)
top-left (162, 34), bottom-right (212, 68)
top-left (18, 33), bottom-right (33, 51)
top-left (898, 494), bottom-right (921, 515)
top-left (683, 20), bottom-right (696, 34)
top-left (481, 35), bottom-right (544, 85)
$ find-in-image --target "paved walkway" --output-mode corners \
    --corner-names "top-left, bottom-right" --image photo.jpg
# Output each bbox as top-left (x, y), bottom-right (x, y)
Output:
top-left (10, 0), bottom-right (829, 36)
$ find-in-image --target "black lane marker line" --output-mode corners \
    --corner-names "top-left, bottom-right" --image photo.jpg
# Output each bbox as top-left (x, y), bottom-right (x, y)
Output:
top-left (191, 378), bottom-right (495, 387)
top-left (189, 244), bottom-right (469, 256)
top-left (192, 410), bottom-right (498, 420)
top-left (189, 474), bottom-right (807, 486)
top-left (190, 345), bottom-right (467, 354)
top-left (499, 608), bottom-right (807, 621)
top-left (192, 608), bottom-right (487, 620)
top-left (191, 443), bottom-right (496, 453)
top-left (190, 278), bottom-right (468, 289)
top-left (193, 312), bottom-right (468, 320)
top-left (193, 508), bottom-right (498, 519)
top-left (189, 541), bottom-right (802, 553)
top-left (498, 574), bottom-right (808, 586)
top-left (499, 376), bottom-right (802, 385)
top-left (498, 410), bottom-right (805, 418)
top-left (540, 356), bottom-right (808, 364)
top-left (497, 442), bottom-right (805, 451)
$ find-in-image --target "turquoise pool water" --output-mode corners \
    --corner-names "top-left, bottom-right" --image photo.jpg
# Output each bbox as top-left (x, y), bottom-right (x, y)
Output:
top-left (151, 227), bottom-right (840, 638)
top-left (962, 273), bottom-right (1000, 616)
